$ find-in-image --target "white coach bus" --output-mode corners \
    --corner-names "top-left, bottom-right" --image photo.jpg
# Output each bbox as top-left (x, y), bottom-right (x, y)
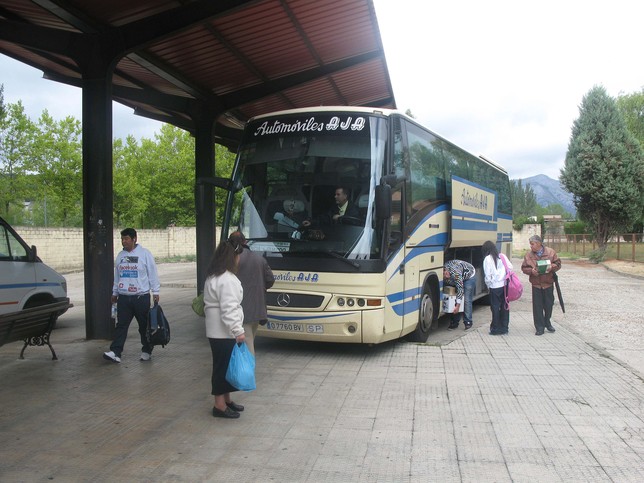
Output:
top-left (213, 107), bottom-right (512, 344)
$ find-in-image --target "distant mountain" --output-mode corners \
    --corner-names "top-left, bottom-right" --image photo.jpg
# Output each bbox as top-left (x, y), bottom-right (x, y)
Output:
top-left (515, 174), bottom-right (576, 217)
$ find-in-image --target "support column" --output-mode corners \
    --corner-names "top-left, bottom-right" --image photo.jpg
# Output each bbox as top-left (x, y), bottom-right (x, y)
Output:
top-left (82, 67), bottom-right (114, 340)
top-left (193, 112), bottom-right (218, 294)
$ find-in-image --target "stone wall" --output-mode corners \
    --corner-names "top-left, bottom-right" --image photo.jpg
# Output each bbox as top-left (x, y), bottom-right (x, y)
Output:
top-left (12, 226), bottom-right (213, 272)
top-left (512, 224), bottom-right (541, 253)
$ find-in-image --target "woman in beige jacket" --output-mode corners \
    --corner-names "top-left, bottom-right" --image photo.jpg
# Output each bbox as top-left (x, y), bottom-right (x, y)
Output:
top-left (204, 240), bottom-right (246, 419)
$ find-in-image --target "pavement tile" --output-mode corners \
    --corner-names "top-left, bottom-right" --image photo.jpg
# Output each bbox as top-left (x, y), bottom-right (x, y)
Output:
top-left (506, 462), bottom-right (563, 483)
top-left (552, 464), bottom-right (613, 482)
top-left (493, 422), bottom-right (543, 449)
top-left (602, 464), bottom-right (644, 482)
top-left (501, 447), bottom-right (552, 466)
top-left (409, 458), bottom-right (460, 480)
top-left (452, 421), bottom-right (505, 463)
top-left (459, 461), bottom-right (512, 482)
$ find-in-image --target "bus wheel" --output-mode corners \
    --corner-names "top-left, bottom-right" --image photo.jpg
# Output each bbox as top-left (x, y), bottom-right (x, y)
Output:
top-left (407, 287), bottom-right (435, 342)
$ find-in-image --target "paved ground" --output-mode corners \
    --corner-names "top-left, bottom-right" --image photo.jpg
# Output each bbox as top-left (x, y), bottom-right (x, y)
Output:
top-left (0, 259), bottom-right (642, 482)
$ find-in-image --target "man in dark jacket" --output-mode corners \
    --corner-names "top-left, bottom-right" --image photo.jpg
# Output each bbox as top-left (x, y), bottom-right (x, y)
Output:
top-left (302, 186), bottom-right (361, 228)
top-left (228, 231), bottom-right (274, 354)
top-left (521, 235), bottom-right (562, 335)
top-left (327, 186), bottom-right (361, 223)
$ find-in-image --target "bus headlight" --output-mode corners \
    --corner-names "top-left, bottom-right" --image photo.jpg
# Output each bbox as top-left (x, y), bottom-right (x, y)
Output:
top-left (335, 297), bottom-right (370, 308)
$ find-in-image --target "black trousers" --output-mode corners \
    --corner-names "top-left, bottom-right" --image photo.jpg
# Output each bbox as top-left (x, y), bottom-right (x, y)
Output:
top-left (489, 286), bottom-right (509, 334)
top-left (531, 285), bottom-right (554, 332)
top-left (209, 338), bottom-right (238, 396)
top-left (110, 293), bottom-right (153, 356)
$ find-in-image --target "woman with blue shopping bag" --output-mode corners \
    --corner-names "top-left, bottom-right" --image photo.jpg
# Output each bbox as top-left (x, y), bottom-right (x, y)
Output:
top-left (204, 240), bottom-right (253, 419)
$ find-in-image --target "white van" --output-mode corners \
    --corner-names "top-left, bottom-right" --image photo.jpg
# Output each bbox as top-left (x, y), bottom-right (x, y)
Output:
top-left (0, 216), bottom-right (69, 316)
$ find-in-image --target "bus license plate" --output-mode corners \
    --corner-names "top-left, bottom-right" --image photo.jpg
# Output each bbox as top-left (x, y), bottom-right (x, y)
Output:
top-left (266, 322), bottom-right (304, 332)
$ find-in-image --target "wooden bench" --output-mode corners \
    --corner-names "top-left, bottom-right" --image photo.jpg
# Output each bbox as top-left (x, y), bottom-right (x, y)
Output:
top-left (0, 300), bottom-right (72, 360)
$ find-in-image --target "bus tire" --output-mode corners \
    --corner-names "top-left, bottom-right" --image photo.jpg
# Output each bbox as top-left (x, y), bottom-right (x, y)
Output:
top-left (406, 286), bottom-right (435, 342)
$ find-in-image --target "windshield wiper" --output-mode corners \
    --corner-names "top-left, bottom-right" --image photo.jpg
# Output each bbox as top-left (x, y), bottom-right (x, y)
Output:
top-left (324, 250), bottom-right (361, 269)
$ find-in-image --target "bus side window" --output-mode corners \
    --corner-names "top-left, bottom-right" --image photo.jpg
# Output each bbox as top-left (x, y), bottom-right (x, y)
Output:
top-left (405, 121), bottom-right (446, 216)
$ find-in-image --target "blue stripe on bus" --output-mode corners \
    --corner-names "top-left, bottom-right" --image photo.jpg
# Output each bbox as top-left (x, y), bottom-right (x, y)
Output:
top-left (452, 219), bottom-right (498, 231)
top-left (391, 299), bottom-right (418, 316)
top-left (452, 209), bottom-right (493, 221)
top-left (387, 286), bottom-right (421, 304)
top-left (269, 313), bottom-right (348, 322)
top-left (387, 244), bottom-right (445, 283)
top-left (403, 204), bottom-right (450, 242)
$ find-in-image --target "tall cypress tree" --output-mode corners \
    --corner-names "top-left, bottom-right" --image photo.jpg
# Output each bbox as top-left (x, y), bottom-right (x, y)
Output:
top-left (560, 85), bottom-right (644, 255)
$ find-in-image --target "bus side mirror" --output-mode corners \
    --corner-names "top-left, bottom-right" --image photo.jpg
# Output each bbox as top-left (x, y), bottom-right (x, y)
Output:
top-left (195, 177), bottom-right (241, 212)
top-left (28, 245), bottom-right (38, 263)
top-left (375, 184), bottom-right (391, 220)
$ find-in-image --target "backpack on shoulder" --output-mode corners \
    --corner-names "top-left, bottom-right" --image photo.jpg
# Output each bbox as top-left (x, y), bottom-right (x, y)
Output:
top-left (500, 254), bottom-right (523, 308)
top-left (146, 302), bottom-right (171, 347)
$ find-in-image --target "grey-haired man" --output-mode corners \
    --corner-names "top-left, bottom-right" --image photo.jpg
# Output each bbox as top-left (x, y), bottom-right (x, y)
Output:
top-left (521, 235), bottom-right (561, 335)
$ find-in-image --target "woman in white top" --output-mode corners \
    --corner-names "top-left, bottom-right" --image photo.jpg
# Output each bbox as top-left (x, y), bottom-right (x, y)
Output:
top-left (482, 240), bottom-right (512, 335)
top-left (204, 240), bottom-right (246, 419)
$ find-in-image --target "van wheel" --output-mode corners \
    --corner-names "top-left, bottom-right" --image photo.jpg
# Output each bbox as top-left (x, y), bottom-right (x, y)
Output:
top-left (406, 286), bottom-right (435, 342)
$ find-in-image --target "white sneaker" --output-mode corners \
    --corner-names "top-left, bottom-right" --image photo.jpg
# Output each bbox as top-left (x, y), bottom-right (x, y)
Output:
top-left (140, 352), bottom-right (151, 361)
top-left (103, 351), bottom-right (121, 363)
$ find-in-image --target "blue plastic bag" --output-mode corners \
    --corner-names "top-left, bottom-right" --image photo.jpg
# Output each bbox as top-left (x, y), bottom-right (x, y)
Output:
top-left (225, 342), bottom-right (256, 391)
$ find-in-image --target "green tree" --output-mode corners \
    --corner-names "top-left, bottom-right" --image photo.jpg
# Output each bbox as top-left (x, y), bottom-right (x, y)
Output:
top-left (145, 125), bottom-right (196, 227)
top-left (616, 88), bottom-right (644, 147)
top-left (535, 203), bottom-right (572, 219)
top-left (113, 135), bottom-right (154, 227)
top-left (0, 98), bottom-right (38, 223)
top-left (616, 88), bottom-right (644, 235)
top-left (560, 85), bottom-right (644, 255)
top-left (510, 179), bottom-right (537, 218)
top-left (214, 143), bottom-right (236, 225)
top-left (26, 111), bottom-right (83, 226)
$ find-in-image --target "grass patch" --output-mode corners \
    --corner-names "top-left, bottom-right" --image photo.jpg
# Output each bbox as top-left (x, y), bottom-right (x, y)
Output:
top-left (156, 255), bottom-right (196, 263)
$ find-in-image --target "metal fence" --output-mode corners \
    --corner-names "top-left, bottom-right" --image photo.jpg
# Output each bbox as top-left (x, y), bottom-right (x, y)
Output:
top-left (544, 234), bottom-right (644, 263)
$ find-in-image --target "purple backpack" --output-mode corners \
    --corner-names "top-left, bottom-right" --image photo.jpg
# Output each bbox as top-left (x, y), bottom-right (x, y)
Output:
top-left (500, 254), bottom-right (523, 307)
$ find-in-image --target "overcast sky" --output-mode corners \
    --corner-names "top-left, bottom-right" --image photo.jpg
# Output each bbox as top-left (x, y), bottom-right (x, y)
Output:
top-left (1, 0), bottom-right (642, 180)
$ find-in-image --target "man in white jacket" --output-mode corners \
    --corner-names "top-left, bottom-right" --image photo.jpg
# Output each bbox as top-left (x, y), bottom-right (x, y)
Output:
top-left (103, 228), bottom-right (160, 363)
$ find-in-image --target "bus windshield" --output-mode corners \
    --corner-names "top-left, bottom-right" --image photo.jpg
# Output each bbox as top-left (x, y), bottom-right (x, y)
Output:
top-left (225, 112), bottom-right (388, 261)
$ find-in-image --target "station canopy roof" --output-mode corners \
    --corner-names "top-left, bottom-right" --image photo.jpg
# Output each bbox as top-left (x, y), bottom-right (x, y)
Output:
top-left (0, 0), bottom-right (396, 148)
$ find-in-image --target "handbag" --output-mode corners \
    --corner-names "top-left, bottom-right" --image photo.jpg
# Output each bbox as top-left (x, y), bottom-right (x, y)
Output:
top-left (225, 342), bottom-right (256, 391)
top-left (145, 302), bottom-right (171, 347)
top-left (500, 254), bottom-right (523, 307)
top-left (191, 293), bottom-right (205, 317)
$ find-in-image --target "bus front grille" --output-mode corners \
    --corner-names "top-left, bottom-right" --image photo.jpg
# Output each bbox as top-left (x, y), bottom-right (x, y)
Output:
top-left (266, 292), bottom-right (324, 309)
